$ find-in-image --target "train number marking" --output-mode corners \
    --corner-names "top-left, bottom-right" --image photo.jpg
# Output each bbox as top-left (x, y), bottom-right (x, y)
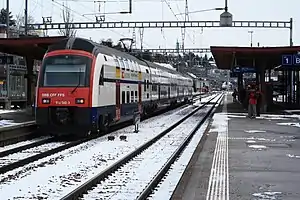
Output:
top-left (42, 93), bottom-right (65, 97)
top-left (55, 100), bottom-right (71, 105)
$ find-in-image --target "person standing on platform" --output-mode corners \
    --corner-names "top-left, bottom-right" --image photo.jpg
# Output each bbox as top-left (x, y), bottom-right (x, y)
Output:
top-left (232, 89), bottom-right (238, 102)
top-left (255, 86), bottom-right (262, 117)
top-left (248, 86), bottom-right (257, 119)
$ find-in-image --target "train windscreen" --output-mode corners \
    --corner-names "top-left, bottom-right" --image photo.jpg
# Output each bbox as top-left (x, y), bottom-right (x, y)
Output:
top-left (39, 55), bottom-right (92, 87)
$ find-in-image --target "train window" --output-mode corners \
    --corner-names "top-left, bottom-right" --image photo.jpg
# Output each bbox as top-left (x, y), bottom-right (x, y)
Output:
top-left (131, 91), bottom-right (134, 102)
top-left (99, 65), bottom-right (104, 85)
top-left (146, 80), bottom-right (149, 89)
top-left (114, 59), bottom-right (120, 68)
top-left (146, 69), bottom-right (149, 74)
top-left (124, 60), bottom-right (130, 71)
top-left (135, 91), bottom-right (137, 102)
top-left (122, 91), bottom-right (125, 104)
top-left (147, 93), bottom-right (149, 99)
top-left (135, 62), bottom-right (140, 72)
top-left (129, 61), bottom-right (134, 72)
top-left (120, 59), bottom-right (125, 70)
top-left (152, 84), bottom-right (157, 91)
top-left (126, 91), bottom-right (130, 103)
top-left (104, 56), bottom-right (107, 61)
top-left (144, 80), bottom-right (146, 92)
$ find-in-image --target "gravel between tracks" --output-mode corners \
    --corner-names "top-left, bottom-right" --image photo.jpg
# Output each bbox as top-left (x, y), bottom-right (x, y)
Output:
top-left (0, 96), bottom-right (214, 200)
top-left (82, 105), bottom-right (212, 200)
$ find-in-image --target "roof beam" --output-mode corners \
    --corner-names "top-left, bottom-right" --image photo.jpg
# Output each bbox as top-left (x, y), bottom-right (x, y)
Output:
top-left (133, 48), bottom-right (211, 53)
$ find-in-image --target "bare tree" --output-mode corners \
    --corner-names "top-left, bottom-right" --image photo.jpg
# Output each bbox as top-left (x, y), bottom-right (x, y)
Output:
top-left (15, 14), bottom-right (34, 30)
top-left (58, 4), bottom-right (76, 37)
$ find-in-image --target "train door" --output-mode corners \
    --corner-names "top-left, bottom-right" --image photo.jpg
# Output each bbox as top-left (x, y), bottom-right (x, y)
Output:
top-left (138, 81), bottom-right (142, 113)
top-left (145, 69), bottom-right (150, 101)
top-left (116, 80), bottom-right (121, 121)
top-left (158, 84), bottom-right (161, 100)
top-left (138, 69), bottom-right (142, 114)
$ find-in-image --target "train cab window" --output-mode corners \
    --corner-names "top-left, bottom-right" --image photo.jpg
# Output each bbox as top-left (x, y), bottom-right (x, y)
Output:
top-left (40, 55), bottom-right (90, 87)
top-left (126, 91), bottom-right (130, 103)
top-left (99, 65), bottom-right (104, 85)
top-left (122, 91), bottom-right (125, 104)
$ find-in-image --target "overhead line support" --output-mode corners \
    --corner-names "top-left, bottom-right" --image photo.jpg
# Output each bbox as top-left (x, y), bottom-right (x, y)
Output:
top-left (26, 20), bottom-right (292, 30)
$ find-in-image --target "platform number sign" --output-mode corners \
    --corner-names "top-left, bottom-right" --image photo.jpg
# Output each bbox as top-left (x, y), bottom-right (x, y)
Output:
top-left (293, 54), bottom-right (300, 65)
top-left (282, 55), bottom-right (292, 66)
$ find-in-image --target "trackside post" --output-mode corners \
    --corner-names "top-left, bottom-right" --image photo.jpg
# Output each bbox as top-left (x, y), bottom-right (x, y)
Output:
top-left (133, 111), bottom-right (140, 133)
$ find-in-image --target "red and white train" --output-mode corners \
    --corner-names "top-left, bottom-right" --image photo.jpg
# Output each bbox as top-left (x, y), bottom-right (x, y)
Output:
top-left (35, 37), bottom-right (194, 136)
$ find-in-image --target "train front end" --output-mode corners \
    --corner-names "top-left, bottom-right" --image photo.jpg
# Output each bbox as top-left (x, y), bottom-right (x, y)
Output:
top-left (36, 50), bottom-right (96, 136)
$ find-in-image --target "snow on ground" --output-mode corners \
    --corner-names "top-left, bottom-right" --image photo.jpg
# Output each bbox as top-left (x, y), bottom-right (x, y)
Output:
top-left (0, 142), bottom-right (68, 167)
top-left (277, 122), bottom-right (300, 128)
top-left (0, 94), bottom-right (218, 200)
top-left (83, 105), bottom-right (213, 200)
top-left (148, 93), bottom-right (224, 199)
top-left (0, 137), bottom-right (52, 153)
top-left (145, 119), bottom-right (211, 200)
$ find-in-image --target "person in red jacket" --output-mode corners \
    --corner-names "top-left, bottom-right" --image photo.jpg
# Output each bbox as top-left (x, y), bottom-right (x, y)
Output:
top-left (248, 86), bottom-right (257, 118)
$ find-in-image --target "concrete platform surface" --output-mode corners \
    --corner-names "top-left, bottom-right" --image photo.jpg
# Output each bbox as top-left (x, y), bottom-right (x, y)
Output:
top-left (171, 94), bottom-right (300, 200)
top-left (0, 108), bottom-right (35, 123)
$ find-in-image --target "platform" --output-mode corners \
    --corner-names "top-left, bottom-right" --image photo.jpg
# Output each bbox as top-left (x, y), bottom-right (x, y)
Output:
top-left (171, 94), bottom-right (300, 200)
top-left (0, 108), bottom-right (35, 124)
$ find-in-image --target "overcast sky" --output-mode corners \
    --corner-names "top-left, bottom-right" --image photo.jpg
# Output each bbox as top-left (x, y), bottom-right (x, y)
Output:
top-left (7, 0), bottom-right (300, 50)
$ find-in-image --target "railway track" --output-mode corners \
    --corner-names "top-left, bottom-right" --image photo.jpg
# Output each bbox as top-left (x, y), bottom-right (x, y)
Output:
top-left (60, 93), bottom-right (224, 200)
top-left (0, 94), bottom-right (218, 200)
top-left (0, 137), bottom-right (54, 158)
top-left (0, 94), bottom-right (207, 175)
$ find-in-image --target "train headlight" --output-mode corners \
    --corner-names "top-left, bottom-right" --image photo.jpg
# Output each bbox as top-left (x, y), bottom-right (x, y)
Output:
top-left (75, 98), bottom-right (85, 104)
top-left (42, 98), bottom-right (50, 104)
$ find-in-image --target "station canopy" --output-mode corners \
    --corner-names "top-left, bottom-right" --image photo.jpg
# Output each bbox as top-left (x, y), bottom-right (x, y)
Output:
top-left (210, 46), bottom-right (300, 70)
top-left (0, 36), bottom-right (67, 60)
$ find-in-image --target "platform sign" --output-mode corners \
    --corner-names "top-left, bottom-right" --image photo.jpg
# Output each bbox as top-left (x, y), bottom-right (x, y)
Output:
top-left (282, 55), bottom-right (293, 66)
top-left (232, 67), bottom-right (256, 73)
top-left (293, 54), bottom-right (300, 65)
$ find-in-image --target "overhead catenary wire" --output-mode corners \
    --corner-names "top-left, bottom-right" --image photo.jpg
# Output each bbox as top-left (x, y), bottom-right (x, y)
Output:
top-left (50, 0), bottom-right (153, 47)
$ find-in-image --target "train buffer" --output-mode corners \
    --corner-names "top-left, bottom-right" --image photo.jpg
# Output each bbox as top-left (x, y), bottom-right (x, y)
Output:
top-left (171, 93), bottom-right (300, 200)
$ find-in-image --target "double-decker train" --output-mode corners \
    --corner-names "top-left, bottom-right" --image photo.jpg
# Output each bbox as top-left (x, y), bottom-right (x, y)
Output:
top-left (35, 37), bottom-right (194, 136)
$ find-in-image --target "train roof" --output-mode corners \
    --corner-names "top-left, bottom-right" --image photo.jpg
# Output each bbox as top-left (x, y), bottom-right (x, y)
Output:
top-left (47, 37), bottom-right (192, 80)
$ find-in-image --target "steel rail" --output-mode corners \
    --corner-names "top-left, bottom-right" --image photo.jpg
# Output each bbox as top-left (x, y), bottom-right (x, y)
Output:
top-left (0, 137), bottom-right (55, 158)
top-left (0, 136), bottom-right (96, 174)
top-left (136, 93), bottom-right (224, 200)
top-left (0, 94), bottom-right (207, 175)
top-left (60, 93), bottom-right (221, 200)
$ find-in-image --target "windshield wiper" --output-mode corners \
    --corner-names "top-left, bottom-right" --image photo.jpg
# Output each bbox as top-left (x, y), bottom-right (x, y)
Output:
top-left (71, 68), bottom-right (81, 94)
